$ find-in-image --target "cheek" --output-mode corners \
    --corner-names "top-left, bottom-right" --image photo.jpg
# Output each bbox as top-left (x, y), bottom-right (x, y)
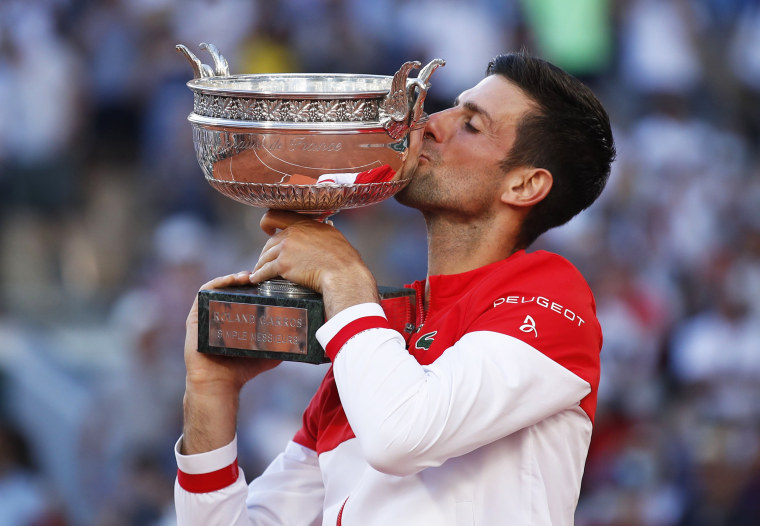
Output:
top-left (442, 153), bottom-right (494, 184)
top-left (447, 138), bottom-right (497, 166)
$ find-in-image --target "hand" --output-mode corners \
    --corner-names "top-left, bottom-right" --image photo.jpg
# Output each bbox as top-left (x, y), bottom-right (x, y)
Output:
top-left (251, 210), bottom-right (380, 318)
top-left (182, 272), bottom-right (281, 454)
top-left (185, 272), bottom-right (282, 393)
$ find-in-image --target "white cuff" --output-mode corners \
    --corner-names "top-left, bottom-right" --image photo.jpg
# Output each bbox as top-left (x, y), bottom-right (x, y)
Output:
top-left (315, 302), bottom-right (386, 347)
top-left (175, 434), bottom-right (238, 475)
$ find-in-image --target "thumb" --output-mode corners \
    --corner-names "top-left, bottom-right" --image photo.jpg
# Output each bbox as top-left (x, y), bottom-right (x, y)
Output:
top-left (260, 210), bottom-right (310, 236)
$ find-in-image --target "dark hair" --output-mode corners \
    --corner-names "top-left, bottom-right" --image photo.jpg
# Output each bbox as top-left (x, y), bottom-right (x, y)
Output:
top-left (487, 52), bottom-right (615, 248)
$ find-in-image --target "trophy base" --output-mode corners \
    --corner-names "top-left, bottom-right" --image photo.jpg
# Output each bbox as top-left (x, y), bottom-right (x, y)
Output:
top-left (198, 283), bottom-right (414, 364)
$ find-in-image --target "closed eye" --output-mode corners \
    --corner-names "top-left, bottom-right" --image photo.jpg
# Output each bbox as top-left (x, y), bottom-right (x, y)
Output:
top-left (464, 120), bottom-right (480, 133)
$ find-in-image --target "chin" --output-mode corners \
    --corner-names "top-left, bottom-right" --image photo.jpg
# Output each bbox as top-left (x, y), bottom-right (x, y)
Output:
top-left (395, 165), bottom-right (437, 207)
top-left (394, 185), bottom-right (414, 207)
top-left (395, 180), bottom-right (428, 210)
top-left (394, 183), bottom-right (420, 208)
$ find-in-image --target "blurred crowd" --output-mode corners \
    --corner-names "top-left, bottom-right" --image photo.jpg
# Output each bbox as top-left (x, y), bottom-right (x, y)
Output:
top-left (0, 0), bottom-right (759, 524)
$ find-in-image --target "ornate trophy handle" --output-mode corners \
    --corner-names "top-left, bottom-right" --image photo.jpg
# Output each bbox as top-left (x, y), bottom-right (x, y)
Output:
top-left (175, 43), bottom-right (230, 79)
top-left (379, 61), bottom-right (421, 140)
top-left (380, 58), bottom-right (445, 139)
top-left (199, 42), bottom-right (230, 77)
top-left (409, 58), bottom-right (446, 127)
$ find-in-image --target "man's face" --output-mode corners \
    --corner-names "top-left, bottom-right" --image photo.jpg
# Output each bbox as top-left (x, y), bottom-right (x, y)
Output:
top-left (396, 75), bottom-right (535, 217)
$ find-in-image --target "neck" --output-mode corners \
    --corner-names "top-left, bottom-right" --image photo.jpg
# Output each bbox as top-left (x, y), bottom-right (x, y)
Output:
top-left (424, 212), bottom-right (519, 279)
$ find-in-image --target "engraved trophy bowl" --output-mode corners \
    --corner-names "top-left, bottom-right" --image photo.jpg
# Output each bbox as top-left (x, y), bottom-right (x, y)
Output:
top-left (178, 43), bottom-right (444, 363)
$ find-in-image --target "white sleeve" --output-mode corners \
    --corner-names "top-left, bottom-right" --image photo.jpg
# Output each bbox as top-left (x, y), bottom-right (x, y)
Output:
top-left (316, 303), bottom-right (591, 477)
top-left (175, 437), bottom-right (324, 526)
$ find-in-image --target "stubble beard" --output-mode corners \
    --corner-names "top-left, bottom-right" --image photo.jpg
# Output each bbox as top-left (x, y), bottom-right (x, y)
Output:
top-left (395, 152), bottom-right (497, 221)
top-left (395, 166), bottom-right (432, 210)
top-left (395, 148), bottom-right (447, 212)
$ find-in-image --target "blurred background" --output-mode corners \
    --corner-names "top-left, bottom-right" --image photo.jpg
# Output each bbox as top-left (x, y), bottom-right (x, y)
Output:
top-left (1, 0), bottom-right (759, 524)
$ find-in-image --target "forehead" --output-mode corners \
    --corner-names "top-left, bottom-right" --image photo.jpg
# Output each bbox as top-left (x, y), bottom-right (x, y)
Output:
top-left (457, 75), bottom-right (535, 128)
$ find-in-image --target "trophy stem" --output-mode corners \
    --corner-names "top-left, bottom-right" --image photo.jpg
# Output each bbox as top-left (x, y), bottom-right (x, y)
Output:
top-left (257, 212), bottom-right (334, 298)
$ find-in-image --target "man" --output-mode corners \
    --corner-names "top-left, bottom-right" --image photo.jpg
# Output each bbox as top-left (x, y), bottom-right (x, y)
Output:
top-left (174, 51), bottom-right (615, 525)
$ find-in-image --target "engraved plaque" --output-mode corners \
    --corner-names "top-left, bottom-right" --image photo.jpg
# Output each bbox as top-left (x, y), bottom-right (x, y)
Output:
top-left (208, 301), bottom-right (308, 355)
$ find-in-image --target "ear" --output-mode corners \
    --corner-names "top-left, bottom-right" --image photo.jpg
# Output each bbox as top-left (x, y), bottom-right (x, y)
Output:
top-left (500, 167), bottom-right (553, 208)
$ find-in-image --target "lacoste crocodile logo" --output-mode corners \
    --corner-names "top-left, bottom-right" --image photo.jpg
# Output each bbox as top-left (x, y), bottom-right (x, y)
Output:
top-left (415, 331), bottom-right (438, 350)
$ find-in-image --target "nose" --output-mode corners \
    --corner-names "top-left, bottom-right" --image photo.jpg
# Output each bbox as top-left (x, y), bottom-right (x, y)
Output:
top-left (423, 107), bottom-right (455, 143)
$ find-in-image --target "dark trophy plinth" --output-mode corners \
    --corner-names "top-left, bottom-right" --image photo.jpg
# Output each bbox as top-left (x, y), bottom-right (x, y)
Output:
top-left (198, 285), bottom-right (415, 363)
top-left (178, 42), bottom-right (442, 363)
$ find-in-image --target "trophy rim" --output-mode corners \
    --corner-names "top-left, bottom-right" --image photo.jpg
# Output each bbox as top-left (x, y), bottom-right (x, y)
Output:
top-left (188, 113), bottom-right (386, 131)
top-left (187, 73), bottom-right (394, 99)
top-left (188, 113), bottom-right (429, 131)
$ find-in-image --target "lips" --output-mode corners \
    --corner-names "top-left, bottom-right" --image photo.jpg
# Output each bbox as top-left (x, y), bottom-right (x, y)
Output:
top-left (418, 143), bottom-right (437, 164)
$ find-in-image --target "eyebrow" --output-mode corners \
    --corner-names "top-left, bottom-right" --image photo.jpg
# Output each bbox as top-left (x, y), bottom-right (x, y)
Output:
top-left (453, 97), bottom-right (493, 125)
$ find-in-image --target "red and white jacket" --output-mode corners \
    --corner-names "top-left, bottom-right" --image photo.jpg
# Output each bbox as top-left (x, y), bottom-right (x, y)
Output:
top-left (175, 250), bottom-right (602, 526)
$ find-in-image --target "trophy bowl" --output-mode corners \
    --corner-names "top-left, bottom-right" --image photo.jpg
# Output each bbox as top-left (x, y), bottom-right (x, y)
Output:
top-left (178, 43), bottom-right (445, 216)
top-left (177, 43), bottom-right (444, 363)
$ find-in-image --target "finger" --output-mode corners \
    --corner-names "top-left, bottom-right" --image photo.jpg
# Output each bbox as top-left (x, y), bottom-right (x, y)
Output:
top-left (250, 259), bottom-right (281, 285)
top-left (252, 241), bottom-right (282, 274)
top-left (260, 209), bottom-right (311, 236)
top-left (187, 271), bottom-right (254, 349)
top-left (199, 271), bottom-right (254, 292)
top-left (186, 293), bottom-right (201, 330)
top-left (258, 230), bottom-right (284, 259)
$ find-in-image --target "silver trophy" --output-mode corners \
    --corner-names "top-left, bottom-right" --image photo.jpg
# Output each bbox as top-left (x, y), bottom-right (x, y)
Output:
top-left (177, 43), bottom-right (444, 363)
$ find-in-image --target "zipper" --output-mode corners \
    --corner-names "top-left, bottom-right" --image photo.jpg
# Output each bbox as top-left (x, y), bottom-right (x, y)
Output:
top-left (412, 280), bottom-right (427, 332)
